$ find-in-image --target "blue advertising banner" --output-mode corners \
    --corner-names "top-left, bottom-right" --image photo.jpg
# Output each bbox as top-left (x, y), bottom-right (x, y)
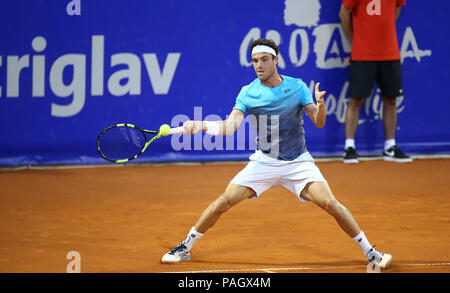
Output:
top-left (0, 0), bottom-right (448, 165)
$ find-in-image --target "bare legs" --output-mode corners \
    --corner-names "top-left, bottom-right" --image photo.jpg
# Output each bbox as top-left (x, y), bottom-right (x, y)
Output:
top-left (193, 181), bottom-right (361, 240)
top-left (301, 181), bottom-right (361, 238)
top-left (345, 97), bottom-right (364, 140)
top-left (345, 96), bottom-right (397, 141)
top-left (382, 96), bottom-right (397, 141)
top-left (194, 184), bottom-right (255, 233)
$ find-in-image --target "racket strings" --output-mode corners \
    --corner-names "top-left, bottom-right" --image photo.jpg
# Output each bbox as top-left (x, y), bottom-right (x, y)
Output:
top-left (98, 126), bottom-right (147, 161)
top-left (125, 127), bottom-right (143, 148)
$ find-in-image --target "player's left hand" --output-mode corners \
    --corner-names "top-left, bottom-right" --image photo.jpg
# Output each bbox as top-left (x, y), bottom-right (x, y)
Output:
top-left (315, 82), bottom-right (326, 107)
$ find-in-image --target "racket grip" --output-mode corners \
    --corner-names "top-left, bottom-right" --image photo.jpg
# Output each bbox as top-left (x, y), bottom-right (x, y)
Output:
top-left (169, 126), bottom-right (186, 135)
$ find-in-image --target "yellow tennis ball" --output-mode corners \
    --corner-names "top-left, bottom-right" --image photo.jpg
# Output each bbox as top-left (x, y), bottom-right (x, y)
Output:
top-left (159, 124), bottom-right (171, 136)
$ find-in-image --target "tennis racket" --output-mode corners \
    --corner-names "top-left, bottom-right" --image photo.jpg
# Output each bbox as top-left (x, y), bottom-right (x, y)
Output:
top-left (96, 123), bottom-right (185, 163)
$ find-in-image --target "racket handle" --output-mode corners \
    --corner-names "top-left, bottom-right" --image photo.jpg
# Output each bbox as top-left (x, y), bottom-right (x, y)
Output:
top-left (169, 126), bottom-right (186, 135)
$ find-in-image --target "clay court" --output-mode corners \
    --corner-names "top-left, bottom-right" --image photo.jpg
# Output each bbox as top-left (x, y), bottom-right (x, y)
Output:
top-left (0, 157), bottom-right (449, 273)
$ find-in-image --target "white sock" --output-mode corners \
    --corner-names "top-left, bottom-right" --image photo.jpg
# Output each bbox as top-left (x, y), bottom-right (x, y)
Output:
top-left (384, 139), bottom-right (396, 151)
top-left (182, 226), bottom-right (204, 251)
top-left (345, 138), bottom-right (355, 149)
top-left (352, 231), bottom-right (373, 256)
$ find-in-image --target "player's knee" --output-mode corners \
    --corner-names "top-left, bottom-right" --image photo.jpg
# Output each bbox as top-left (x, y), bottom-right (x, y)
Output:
top-left (324, 198), bottom-right (341, 215)
top-left (212, 184), bottom-right (251, 215)
top-left (212, 195), bottom-right (232, 215)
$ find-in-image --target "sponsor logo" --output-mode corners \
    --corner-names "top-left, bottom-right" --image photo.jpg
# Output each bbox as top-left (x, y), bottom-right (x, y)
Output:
top-left (0, 35), bottom-right (180, 117)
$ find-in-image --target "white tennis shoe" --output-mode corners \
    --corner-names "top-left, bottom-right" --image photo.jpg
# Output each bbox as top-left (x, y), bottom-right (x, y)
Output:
top-left (161, 243), bottom-right (191, 263)
top-left (366, 246), bottom-right (392, 269)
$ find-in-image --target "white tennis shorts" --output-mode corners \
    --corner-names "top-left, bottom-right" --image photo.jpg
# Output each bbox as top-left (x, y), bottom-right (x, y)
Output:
top-left (230, 150), bottom-right (326, 201)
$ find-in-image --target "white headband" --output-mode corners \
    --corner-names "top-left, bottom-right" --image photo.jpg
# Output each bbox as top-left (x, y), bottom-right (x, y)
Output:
top-left (251, 45), bottom-right (277, 56)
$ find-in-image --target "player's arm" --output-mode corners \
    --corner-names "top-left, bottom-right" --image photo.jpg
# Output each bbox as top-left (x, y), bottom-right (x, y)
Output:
top-left (183, 109), bottom-right (245, 135)
top-left (339, 4), bottom-right (353, 43)
top-left (304, 82), bottom-right (326, 128)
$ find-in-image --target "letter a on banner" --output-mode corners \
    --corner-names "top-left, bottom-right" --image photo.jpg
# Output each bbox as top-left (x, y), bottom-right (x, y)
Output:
top-left (66, 0), bottom-right (81, 16)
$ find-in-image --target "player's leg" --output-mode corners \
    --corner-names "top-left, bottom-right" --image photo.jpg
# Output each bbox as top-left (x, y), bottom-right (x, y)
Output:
top-left (162, 157), bottom-right (278, 263)
top-left (194, 183), bottom-right (255, 233)
top-left (344, 61), bottom-right (376, 164)
top-left (161, 184), bottom-right (254, 263)
top-left (300, 181), bottom-right (360, 237)
top-left (301, 181), bottom-right (392, 269)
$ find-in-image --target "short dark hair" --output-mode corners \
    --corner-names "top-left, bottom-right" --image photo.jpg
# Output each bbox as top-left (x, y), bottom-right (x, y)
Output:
top-left (249, 39), bottom-right (279, 58)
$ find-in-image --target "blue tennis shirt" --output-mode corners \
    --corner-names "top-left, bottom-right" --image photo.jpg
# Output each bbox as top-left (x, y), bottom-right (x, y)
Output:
top-left (233, 75), bottom-right (314, 161)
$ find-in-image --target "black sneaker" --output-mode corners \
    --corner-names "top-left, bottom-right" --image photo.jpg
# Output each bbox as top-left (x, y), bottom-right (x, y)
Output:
top-left (343, 147), bottom-right (358, 164)
top-left (383, 146), bottom-right (412, 163)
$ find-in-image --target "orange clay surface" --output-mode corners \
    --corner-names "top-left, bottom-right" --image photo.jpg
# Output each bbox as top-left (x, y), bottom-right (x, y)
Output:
top-left (0, 158), bottom-right (449, 273)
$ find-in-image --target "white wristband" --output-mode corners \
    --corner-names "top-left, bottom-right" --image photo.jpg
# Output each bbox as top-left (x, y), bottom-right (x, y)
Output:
top-left (204, 121), bottom-right (221, 136)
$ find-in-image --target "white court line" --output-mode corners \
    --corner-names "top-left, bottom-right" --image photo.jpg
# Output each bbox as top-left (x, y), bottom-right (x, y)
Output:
top-left (160, 262), bottom-right (450, 273)
top-left (2, 154), bottom-right (450, 172)
top-left (260, 269), bottom-right (276, 273)
top-left (405, 262), bottom-right (450, 266)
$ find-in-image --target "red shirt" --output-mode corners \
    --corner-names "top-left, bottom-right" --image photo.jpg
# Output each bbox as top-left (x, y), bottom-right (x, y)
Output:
top-left (343, 0), bottom-right (406, 61)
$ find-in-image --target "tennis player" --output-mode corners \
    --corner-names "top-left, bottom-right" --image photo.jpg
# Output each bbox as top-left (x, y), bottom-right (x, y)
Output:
top-left (161, 39), bottom-right (392, 269)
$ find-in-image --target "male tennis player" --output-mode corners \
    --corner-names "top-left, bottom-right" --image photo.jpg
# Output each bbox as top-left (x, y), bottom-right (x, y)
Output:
top-left (161, 39), bottom-right (392, 269)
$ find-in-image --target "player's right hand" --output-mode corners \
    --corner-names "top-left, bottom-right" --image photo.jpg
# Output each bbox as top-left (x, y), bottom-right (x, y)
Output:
top-left (183, 120), bottom-right (204, 135)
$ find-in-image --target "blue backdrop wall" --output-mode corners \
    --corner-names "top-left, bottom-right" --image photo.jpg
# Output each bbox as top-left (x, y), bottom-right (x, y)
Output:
top-left (0, 0), bottom-right (448, 165)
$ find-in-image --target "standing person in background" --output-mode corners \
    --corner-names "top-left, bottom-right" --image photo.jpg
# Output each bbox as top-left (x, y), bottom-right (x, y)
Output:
top-left (340, 0), bottom-right (412, 164)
